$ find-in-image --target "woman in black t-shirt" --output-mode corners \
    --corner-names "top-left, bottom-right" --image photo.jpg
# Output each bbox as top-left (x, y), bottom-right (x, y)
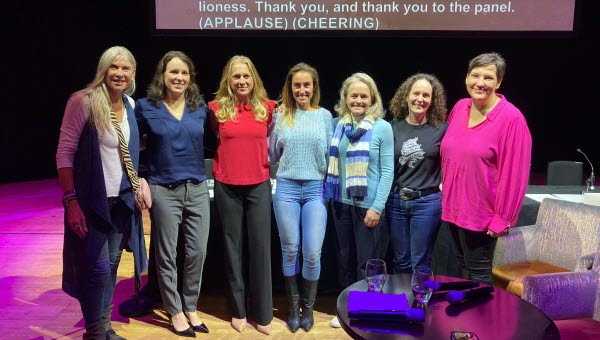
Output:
top-left (386, 73), bottom-right (448, 274)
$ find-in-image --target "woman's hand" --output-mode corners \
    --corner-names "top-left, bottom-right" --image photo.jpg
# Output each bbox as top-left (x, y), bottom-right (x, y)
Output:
top-left (487, 227), bottom-right (509, 238)
top-left (364, 209), bottom-right (380, 228)
top-left (66, 200), bottom-right (88, 238)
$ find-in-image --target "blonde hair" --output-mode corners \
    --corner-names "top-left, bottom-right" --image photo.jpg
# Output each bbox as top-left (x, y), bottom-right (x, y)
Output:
top-left (213, 55), bottom-right (269, 123)
top-left (85, 46), bottom-right (136, 133)
top-left (334, 72), bottom-right (384, 121)
top-left (278, 62), bottom-right (321, 127)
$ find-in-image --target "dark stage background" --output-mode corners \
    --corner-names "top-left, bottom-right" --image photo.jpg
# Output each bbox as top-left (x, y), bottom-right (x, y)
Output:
top-left (1, 0), bottom-right (597, 183)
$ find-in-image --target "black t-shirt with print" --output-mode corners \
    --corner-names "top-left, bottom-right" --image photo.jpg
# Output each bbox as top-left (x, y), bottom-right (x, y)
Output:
top-left (390, 118), bottom-right (448, 190)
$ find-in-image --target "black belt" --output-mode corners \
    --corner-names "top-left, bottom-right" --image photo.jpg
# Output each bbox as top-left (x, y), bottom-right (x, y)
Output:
top-left (162, 179), bottom-right (201, 190)
top-left (397, 186), bottom-right (440, 200)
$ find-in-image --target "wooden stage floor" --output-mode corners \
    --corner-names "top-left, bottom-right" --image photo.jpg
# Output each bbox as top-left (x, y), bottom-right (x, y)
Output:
top-left (0, 178), bottom-right (349, 339)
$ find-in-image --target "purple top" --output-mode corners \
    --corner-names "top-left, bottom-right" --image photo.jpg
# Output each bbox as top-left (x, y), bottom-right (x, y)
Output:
top-left (440, 94), bottom-right (532, 233)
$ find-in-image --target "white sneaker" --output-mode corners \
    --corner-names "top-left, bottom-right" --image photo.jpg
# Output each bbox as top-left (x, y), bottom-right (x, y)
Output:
top-left (330, 316), bottom-right (341, 328)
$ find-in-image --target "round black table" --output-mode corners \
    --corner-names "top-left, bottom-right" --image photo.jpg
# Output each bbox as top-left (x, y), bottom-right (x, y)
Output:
top-left (336, 274), bottom-right (559, 340)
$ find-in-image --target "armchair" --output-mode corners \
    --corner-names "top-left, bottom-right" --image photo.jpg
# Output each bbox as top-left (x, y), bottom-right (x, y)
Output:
top-left (493, 198), bottom-right (600, 297)
top-left (522, 241), bottom-right (600, 339)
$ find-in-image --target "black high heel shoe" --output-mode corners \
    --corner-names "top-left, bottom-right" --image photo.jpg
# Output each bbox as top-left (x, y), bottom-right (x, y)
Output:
top-left (191, 323), bottom-right (209, 334)
top-left (185, 311), bottom-right (210, 333)
top-left (167, 313), bottom-right (196, 338)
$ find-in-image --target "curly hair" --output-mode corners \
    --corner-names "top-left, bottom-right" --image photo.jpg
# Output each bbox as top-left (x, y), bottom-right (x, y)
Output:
top-left (334, 72), bottom-right (384, 120)
top-left (212, 55), bottom-right (269, 123)
top-left (278, 62), bottom-right (321, 127)
top-left (389, 73), bottom-right (447, 128)
top-left (146, 50), bottom-right (204, 111)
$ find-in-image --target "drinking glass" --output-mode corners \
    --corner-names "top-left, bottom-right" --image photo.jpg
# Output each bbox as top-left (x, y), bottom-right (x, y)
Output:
top-left (411, 269), bottom-right (434, 304)
top-left (365, 259), bottom-right (387, 293)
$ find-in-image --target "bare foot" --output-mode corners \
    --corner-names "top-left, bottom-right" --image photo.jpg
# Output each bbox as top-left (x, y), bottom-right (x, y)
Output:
top-left (231, 317), bottom-right (247, 333)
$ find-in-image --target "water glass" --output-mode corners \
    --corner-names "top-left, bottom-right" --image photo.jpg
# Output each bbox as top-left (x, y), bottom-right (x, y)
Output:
top-left (411, 269), bottom-right (434, 304)
top-left (365, 259), bottom-right (387, 293)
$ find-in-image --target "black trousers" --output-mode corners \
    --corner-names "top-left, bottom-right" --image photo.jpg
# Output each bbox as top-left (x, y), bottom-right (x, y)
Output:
top-left (214, 179), bottom-right (273, 326)
top-left (447, 222), bottom-right (498, 285)
top-left (331, 201), bottom-right (384, 289)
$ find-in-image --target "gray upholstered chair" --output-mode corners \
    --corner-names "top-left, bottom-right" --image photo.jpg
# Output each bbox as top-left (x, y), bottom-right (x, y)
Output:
top-left (547, 160), bottom-right (584, 186)
top-left (524, 240), bottom-right (600, 339)
top-left (493, 198), bottom-right (600, 297)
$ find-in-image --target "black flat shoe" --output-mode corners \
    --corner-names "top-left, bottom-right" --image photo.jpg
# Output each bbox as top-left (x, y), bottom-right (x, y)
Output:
top-left (192, 323), bottom-right (209, 333)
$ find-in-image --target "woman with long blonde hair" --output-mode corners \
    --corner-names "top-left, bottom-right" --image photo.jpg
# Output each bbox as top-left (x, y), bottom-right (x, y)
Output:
top-left (208, 55), bottom-right (276, 335)
top-left (56, 46), bottom-right (143, 339)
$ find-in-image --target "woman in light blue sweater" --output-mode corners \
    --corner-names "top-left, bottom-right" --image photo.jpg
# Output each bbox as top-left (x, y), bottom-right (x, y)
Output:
top-left (326, 72), bottom-right (394, 291)
top-left (269, 62), bottom-right (333, 333)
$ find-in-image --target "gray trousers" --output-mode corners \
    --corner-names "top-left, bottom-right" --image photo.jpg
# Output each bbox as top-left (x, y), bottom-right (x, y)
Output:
top-left (150, 180), bottom-right (210, 314)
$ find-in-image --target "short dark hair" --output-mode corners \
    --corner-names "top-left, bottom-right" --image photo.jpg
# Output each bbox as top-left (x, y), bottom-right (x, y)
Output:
top-left (467, 52), bottom-right (507, 83)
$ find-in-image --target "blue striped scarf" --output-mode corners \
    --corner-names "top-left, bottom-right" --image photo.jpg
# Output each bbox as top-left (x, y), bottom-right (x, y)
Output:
top-left (326, 115), bottom-right (374, 201)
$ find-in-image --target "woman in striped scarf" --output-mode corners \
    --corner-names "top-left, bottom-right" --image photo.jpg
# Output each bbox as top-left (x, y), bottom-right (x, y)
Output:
top-left (326, 72), bottom-right (394, 327)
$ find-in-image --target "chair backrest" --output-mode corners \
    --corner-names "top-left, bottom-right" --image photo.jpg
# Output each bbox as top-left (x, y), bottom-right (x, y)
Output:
top-left (546, 160), bottom-right (584, 185)
top-left (204, 158), bottom-right (214, 179)
top-left (534, 198), bottom-right (600, 270)
top-left (593, 239), bottom-right (600, 321)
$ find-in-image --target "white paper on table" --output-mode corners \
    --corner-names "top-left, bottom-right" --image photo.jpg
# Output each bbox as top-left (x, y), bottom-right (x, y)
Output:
top-left (583, 192), bottom-right (600, 206)
top-left (550, 194), bottom-right (584, 203)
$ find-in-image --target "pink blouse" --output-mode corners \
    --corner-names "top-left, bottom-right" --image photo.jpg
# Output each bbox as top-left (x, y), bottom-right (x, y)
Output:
top-left (440, 94), bottom-right (532, 233)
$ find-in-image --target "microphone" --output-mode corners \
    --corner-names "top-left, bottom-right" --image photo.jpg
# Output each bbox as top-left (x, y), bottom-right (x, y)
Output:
top-left (423, 279), bottom-right (480, 292)
top-left (577, 148), bottom-right (595, 191)
top-left (349, 307), bottom-right (425, 323)
top-left (446, 285), bottom-right (494, 305)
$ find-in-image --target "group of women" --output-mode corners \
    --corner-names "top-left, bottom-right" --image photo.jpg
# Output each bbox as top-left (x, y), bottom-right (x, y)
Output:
top-left (56, 46), bottom-right (531, 338)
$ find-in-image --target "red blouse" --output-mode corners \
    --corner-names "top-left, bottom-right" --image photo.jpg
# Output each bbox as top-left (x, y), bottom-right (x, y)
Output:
top-left (208, 100), bottom-right (275, 185)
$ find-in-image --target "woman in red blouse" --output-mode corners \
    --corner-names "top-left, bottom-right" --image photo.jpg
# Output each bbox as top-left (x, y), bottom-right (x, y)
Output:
top-left (208, 55), bottom-right (276, 335)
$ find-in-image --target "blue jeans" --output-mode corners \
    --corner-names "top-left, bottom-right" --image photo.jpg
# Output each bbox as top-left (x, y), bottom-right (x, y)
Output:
top-left (80, 199), bottom-right (126, 326)
top-left (273, 178), bottom-right (327, 280)
top-left (386, 190), bottom-right (441, 274)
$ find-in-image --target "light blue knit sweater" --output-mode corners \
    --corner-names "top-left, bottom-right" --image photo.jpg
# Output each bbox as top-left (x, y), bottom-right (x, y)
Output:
top-left (269, 108), bottom-right (333, 180)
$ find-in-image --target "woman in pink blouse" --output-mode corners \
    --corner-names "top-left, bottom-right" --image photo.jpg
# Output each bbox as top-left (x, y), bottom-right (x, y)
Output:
top-left (440, 52), bottom-right (532, 285)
